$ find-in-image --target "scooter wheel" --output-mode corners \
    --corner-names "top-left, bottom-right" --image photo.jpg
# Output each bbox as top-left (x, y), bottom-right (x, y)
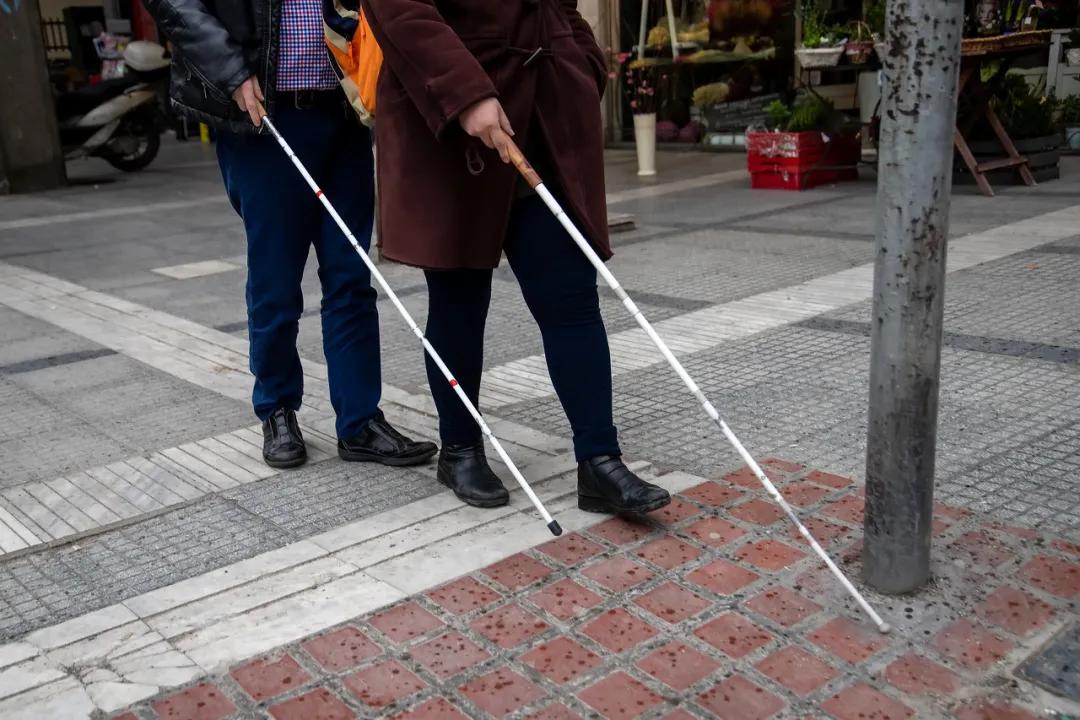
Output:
top-left (104, 123), bottom-right (161, 172)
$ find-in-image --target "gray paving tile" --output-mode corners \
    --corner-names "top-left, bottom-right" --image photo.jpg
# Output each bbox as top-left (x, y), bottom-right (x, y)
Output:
top-left (7, 354), bottom-right (252, 475)
top-left (223, 461), bottom-right (440, 538)
top-left (0, 308), bottom-right (111, 370)
top-left (501, 322), bottom-right (1080, 535)
top-left (0, 496), bottom-right (290, 642)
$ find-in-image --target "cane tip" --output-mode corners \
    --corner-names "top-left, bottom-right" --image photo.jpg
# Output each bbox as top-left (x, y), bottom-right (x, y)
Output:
top-left (547, 520), bottom-right (563, 536)
top-left (878, 622), bottom-right (892, 635)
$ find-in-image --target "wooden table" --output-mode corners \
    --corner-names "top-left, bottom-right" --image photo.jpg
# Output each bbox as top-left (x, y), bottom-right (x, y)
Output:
top-left (954, 32), bottom-right (1051, 197)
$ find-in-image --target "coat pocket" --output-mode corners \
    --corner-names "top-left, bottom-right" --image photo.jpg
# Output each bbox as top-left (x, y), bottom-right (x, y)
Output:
top-left (457, 32), bottom-right (510, 67)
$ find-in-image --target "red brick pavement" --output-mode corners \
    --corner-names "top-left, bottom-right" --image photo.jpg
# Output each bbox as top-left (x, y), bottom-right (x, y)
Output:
top-left (115, 462), bottom-right (1078, 719)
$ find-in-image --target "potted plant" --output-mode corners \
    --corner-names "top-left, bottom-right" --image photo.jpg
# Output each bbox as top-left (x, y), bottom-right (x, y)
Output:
top-left (845, 21), bottom-right (875, 64)
top-left (616, 56), bottom-right (670, 176)
top-left (957, 76), bottom-right (1064, 184)
top-left (864, 0), bottom-right (888, 58)
top-left (1059, 95), bottom-right (1080, 150)
top-left (745, 94), bottom-right (861, 190)
top-left (693, 81), bottom-right (733, 117)
top-left (692, 81), bottom-right (732, 143)
top-left (993, 76), bottom-right (1060, 147)
top-left (796, 0), bottom-right (844, 68)
top-left (1001, 0), bottom-right (1037, 32)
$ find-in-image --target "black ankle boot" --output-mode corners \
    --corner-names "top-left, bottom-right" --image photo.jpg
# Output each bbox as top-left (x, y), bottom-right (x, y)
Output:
top-left (437, 444), bottom-right (510, 508)
top-left (578, 456), bottom-right (671, 515)
top-left (262, 408), bottom-right (307, 469)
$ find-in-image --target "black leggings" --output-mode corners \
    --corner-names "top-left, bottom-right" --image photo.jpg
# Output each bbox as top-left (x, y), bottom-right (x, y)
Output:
top-left (424, 194), bottom-right (620, 461)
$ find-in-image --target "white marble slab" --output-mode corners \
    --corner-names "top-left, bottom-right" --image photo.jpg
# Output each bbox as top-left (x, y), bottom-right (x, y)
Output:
top-left (0, 677), bottom-right (95, 720)
top-left (109, 642), bottom-right (202, 691)
top-left (45, 621), bottom-right (160, 669)
top-left (0, 644), bottom-right (38, 671)
top-left (26, 605), bottom-right (137, 652)
top-left (148, 557), bottom-right (355, 639)
top-left (0, 657), bottom-right (66, 701)
top-left (178, 572), bottom-right (403, 672)
top-left (125, 540), bottom-right (327, 618)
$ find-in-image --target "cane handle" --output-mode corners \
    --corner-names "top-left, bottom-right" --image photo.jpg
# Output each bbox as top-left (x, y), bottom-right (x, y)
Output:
top-left (506, 139), bottom-right (542, 189)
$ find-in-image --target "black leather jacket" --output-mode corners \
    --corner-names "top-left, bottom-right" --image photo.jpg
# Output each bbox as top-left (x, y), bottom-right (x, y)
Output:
top-left (144, 0), bottom-right (280, 133)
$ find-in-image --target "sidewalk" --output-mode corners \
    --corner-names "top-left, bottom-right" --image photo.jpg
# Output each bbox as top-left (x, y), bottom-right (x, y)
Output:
top-left (11, 460), bottom-right (1080, 720)
top-left (0, 142), bottom-right (1077, 718)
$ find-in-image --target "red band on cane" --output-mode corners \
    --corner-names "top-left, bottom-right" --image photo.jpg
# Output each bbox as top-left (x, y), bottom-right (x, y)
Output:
top-left (449, 379), bottom-right (458, 387)
top-left (315, 189), bottom-right (323, 198)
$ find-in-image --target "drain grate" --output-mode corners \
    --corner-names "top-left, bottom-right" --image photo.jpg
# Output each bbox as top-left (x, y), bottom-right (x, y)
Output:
top-left (1017, 623), bottom-right (1079, 702)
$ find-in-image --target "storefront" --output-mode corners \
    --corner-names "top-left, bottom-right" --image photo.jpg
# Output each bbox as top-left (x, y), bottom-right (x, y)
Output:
top-left (39, 0), bottom-right (158, 88)
top-left (600, 0), bottom-right (798, 149)
top-left (599, 0), bottom-right (1080, 169)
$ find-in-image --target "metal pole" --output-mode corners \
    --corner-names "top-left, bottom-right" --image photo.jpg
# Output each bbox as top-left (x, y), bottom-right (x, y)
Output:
top-left (863, 0), bottom-right (963, 594)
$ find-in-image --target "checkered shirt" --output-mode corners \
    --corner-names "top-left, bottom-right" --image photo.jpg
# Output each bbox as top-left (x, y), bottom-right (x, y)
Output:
top-left (276, 0), bottom-right (339, 91)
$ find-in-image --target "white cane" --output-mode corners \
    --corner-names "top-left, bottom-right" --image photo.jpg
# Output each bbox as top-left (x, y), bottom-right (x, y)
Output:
top-left (507, 141), bottom-right (890, 633)
top-left (260, 114), bottom-right (563, 537)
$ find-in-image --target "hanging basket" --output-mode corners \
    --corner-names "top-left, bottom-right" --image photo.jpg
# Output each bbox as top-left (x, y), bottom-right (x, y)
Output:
top-left (845, 40), bottom-right (875, 64)
top-left (796, 45), bottom-right (844, 68)
top-left (845, 22), bottom-right (874, 65)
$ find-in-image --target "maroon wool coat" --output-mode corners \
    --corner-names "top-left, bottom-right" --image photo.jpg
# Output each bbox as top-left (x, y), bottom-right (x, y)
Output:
top-left (362, 0), bottom-right (610, 269)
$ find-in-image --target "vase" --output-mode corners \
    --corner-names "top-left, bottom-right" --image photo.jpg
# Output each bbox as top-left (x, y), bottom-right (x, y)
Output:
top-left (633, 113), bottom-right (658, 176)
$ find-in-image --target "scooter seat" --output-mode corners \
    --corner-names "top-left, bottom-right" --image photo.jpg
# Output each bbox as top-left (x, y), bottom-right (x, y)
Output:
top-left (56, 78), bottom-right (138, 121)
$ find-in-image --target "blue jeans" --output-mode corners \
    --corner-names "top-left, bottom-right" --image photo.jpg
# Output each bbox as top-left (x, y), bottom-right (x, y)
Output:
top-left (217, 94), bottom-right (380, 439)
top-left (423, 194), bottom-right (620, 462)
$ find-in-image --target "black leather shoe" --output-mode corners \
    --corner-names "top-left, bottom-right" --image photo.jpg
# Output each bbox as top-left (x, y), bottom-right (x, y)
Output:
top-left (338, 412), bottom-right (438, 467)
top-left (437, 443), bottom-right (510, 508)
top-left (262, 408), bottom-right (307, 469)
top-left (578, 456), bottom-right (671, 515)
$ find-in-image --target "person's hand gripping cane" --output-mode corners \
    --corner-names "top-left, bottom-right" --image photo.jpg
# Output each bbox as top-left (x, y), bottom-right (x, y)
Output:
top-left (460, 98), bottom-right (515, 163)
top-left (233, 76), bottom-right (266, 128)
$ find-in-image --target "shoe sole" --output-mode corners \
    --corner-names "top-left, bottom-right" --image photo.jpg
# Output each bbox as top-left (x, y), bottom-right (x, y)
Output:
top-left (436, 475), bottom-right (510, 508)
top-left (578, 493), bottom-right (672, 516)
top-left (338, 448), bottom-right (438, 467)
top-left (264, 455), bottom-right (308, 470)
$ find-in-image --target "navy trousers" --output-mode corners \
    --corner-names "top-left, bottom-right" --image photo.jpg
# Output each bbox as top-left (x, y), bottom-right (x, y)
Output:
top-left (217, 94), bottom-right (381, 439)
top-left (424, 194), bottom-right (620, 462)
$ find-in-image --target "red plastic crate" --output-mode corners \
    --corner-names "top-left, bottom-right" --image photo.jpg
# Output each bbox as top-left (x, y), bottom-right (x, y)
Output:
top-left (746, 130), bottom-right (860, 190)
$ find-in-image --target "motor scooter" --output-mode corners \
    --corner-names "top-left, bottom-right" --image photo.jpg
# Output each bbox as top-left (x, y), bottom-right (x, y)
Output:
top-left (56, 41), bottom-right (171, 172)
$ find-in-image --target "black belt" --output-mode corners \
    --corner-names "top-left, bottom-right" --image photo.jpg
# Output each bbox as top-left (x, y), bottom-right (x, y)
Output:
top-left (275, 88), bottom-right (344, 110)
